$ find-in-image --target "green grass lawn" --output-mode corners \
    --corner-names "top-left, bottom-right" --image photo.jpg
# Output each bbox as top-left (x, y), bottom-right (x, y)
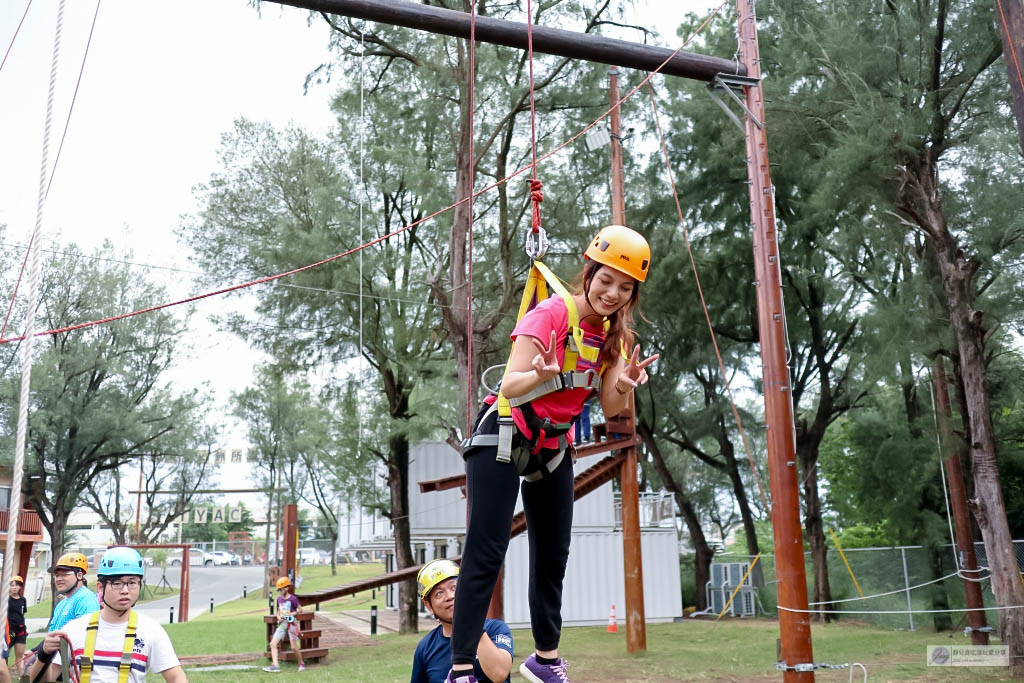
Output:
top-left (175, 617), bottom-right (1017, 681)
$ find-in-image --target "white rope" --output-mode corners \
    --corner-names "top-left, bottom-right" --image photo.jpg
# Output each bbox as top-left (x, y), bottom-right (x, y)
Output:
top-left (780, 604), bottom-right (1023, 615)
top-left (808, 569), bottom-right (991, 605)
top-left (2, 0), bottom-right (66, 626)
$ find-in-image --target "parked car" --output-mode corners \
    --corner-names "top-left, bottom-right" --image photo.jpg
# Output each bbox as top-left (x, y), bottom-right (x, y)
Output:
top-left (297, 547), bottom-right (319, 566)
top-left (209, 551), bottom-right (236, 566)
top-left (168, 548), bottom-right (213, 567)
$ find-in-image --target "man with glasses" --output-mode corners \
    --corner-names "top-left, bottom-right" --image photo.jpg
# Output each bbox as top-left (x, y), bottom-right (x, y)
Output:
top-left (46, 552), bottom-right (100, 633)
top-left (29, 546), bottom-right (185, 682)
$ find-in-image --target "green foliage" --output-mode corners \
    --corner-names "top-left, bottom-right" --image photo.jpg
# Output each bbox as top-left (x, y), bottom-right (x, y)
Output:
top-left (0, 242), bottom-right (207, 554)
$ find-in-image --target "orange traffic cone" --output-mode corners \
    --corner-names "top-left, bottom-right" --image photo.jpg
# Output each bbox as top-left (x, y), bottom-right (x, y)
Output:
top-left (606, 603), bottom-right (618, 633)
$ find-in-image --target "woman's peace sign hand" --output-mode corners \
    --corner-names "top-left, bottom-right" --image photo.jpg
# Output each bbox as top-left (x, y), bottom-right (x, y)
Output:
top-left (614, 344), bottom-right (659, 395)
top-left (530, 330), bottom-right (561, 381)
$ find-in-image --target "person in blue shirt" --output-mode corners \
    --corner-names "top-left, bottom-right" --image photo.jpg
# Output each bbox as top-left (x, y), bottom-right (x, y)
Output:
top-left (412, 560), bottom-right (513, 683)
top-left (46, 552), bottom-right (100, 633)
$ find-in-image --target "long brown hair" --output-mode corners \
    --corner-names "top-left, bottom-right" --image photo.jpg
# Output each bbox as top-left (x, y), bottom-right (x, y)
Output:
top-left (572, 260), bottom-right (641, 369)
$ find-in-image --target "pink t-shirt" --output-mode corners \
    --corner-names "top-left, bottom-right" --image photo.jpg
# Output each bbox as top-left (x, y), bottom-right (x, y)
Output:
top-left (509, 295), bottom-right (605, 448)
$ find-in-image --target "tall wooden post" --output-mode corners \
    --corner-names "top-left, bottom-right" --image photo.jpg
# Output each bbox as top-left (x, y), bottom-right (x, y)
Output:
top-left (735, 0), bottom-right (814, 678)
top-left (283, 503), bottom-right (298, 583)
top-left (609, 65), bottom-right (646, 653)
top-left (932, 356), bottom-right (989, 644)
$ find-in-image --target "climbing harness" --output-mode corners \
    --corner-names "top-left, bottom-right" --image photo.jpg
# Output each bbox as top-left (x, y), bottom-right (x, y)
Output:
top-left (461, 249), bottom-right (607, 481)
top-left (80, 610), bottom-right (139, 683)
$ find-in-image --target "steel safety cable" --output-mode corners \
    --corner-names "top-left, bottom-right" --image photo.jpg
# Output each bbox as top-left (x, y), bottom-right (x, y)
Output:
top-left (357, 25), bottom-right (366, 524)
top-left (466, 2), bottom-right (477, 436)
top-left (0, 0), bottom-right (33, 75)
top-left (0, 2), bottom-right (729, 347)
top-left (928, 369), bottom-right (962, 573)
top-left (4, 0), bottom-right (65, 640)
top-left (646, 81), bottom-right (770, 515)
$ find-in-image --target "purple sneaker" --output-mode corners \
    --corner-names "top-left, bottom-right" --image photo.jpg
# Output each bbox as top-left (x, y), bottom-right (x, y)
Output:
top-left (519, 653), bottom-right (570, 682)
top-left (444, 671), bottom-right (478, 683)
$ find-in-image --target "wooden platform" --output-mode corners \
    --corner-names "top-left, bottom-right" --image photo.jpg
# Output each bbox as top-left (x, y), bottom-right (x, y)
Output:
top-left (264, 611), bottom-right (328, 664)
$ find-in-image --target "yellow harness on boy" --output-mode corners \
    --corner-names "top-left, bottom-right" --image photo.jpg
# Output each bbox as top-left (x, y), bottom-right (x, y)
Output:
top-left (80, 610), bottom-right (139, 683)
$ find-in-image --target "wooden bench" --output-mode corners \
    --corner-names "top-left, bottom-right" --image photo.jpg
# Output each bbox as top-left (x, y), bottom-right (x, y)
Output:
top-left (264, 611), bottom-right (329, 664)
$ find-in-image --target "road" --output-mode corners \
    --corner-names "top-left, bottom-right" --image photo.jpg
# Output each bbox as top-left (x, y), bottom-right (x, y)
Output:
top-left (140, 564), bottom-right (267, 623)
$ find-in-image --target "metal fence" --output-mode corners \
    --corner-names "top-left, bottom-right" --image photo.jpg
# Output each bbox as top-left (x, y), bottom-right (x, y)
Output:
top-left (711, 540), bottom-right (1023, 631)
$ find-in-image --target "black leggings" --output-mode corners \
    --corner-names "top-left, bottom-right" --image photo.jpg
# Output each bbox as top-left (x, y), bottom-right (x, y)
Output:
top-left (451, 433), bottom-right (574, 665)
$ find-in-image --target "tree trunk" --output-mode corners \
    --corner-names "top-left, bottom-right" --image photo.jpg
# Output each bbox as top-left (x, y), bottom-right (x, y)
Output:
top-left (724, 454), bottom-right (764, 587)
top-left (388, 433), bottom-right (417, 634)
top-left (908, 164), bottom-right (1024, 663)
top-left (995, 0), bottom-right (1024, 155)
top-left (639, 425), bottom-right (714, 611)
top-left (800, 457), bottom-right (834, 622)
top-left (927, 545), bottom-right (953, 631)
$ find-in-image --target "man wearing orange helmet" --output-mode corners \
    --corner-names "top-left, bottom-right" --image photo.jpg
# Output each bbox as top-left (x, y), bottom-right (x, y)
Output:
top-left (262, 576), bottom-right (305, 673)
top-left (452, 226), bottom-right (658, 683)
top-left (46, 552), bottom-right (100, 633)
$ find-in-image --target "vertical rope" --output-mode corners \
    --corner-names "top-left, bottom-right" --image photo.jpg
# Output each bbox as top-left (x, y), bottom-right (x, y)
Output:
top-left (525, 0), bottom-right (543, 234)
top-left (466, 2), bottom-right (476, 436)
top-left (3, 0), bottom-right (65, 630)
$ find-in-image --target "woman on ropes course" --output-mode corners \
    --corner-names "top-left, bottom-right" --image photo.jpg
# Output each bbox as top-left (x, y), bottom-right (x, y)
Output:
top-left (450, 225), bottom-right (658, 683)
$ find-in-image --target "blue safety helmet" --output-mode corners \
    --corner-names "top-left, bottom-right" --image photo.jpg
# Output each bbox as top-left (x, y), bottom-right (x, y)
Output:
top-left (98, 546), bottom-right (145, 577)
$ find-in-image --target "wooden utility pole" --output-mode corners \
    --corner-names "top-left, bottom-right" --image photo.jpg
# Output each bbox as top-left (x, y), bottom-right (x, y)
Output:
top-left (609, 65), bottom-right (646, 654)
top-left (932, 356), bottom-right (989, 645)
top-left (735, 0), bottom-right (814, 678)
top-left (994, 0), bottom-right (1024, 154)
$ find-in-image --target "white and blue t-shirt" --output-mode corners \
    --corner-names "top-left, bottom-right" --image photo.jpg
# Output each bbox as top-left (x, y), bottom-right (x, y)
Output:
top-left (53, 611), bottom-right (180, 683)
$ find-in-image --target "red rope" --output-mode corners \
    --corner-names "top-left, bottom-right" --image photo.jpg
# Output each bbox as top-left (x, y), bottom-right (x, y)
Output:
top-left (0, 0), bottom-right (33, 75)
top-left (466, 1), bottom-right (477, 436)
top-left (646, 81), bottom-right (771, 516)
top-left (0, 3), bottom-right (727, 347)
top-left (995, 0), bottom-right (1024, 96)
top-left (0, 234), bottom-right (32, 340)
top-left (526, 0), bottom-right (542, 233)
top-left (529, 178), bottom-right (543, 232)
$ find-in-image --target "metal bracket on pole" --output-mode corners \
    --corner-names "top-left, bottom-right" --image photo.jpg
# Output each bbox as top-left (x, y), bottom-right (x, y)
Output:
top-left (707, 73), bottom-right (764, 133)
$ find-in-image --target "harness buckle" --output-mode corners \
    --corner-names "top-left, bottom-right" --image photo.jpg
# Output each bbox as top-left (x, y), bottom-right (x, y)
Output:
top-left (496, 416), bottom-right (515, 464)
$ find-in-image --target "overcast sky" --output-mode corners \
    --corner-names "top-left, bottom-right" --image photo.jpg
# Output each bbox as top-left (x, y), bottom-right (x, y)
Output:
top-left (0, 0), bottom-right (723, 464)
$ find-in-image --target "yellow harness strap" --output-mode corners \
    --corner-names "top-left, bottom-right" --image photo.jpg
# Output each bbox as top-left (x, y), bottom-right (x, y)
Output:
top-left (80, 610), bottom-right (138, 683)
top-left (490, 260), bottom-right (606, 464)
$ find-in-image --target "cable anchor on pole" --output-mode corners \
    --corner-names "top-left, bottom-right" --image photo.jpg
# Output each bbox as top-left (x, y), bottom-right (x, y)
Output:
top-left (707, 73), bottom-right (764, 133)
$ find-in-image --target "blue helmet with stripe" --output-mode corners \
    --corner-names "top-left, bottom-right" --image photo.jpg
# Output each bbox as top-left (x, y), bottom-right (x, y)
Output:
top-left (98, 546), bottom-right (144, 577)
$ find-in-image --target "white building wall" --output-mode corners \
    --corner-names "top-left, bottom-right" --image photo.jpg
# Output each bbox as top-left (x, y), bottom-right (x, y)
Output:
top-left (408, 441), bottom-right (468, 534)
top-left (503, 528), bottom-right (682, 628)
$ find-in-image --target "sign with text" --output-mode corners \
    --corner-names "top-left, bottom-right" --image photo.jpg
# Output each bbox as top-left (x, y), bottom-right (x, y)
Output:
top-left (188, 506), bottom-right (243, 524)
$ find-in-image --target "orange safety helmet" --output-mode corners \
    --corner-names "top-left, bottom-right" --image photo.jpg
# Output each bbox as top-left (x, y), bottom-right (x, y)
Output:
top-left (50, 552), bottom-right (89, 574)
top-left (275, 576), bottom-right (292, 590)
top-left (584, 225), bottom-right (651, 282)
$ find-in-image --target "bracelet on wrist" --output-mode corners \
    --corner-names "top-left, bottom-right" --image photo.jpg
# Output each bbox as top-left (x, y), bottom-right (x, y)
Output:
top-left (37, 647), bottom-right (54, 665)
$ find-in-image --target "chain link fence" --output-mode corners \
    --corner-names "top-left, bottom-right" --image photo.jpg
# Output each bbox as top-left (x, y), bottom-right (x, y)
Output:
top-left (709, 541), bottom-right (1021, 631)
